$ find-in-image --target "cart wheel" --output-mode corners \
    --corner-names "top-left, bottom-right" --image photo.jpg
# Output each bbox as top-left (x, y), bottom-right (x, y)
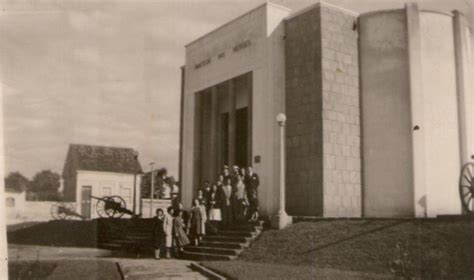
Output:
top-left (96, 199), bottom-right (108, 218)
top-left (50, 202), bottom-right (68, 220)
top-left (459, 162), bottom-right (474, 214)
top-left (63, 203), bottom-right (77, 220)
top-left (107, 196), bottom-right (126, 218)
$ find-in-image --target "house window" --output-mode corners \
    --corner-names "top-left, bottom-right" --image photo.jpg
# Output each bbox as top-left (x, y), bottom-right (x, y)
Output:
top-left (102, 187), bottom-right (112, 197)
top-left (121, 187), bottom-right (132, 204)
top-left (6, 197), bottom-right (15, 207)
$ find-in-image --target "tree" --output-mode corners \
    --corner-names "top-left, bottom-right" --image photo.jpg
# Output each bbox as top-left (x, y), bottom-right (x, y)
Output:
top-left (140, 168), bottom-right (170, 199)
top-left (4, 171), bottom-right (30, 192)
top-left (29, 170), bottom-right (61, 201)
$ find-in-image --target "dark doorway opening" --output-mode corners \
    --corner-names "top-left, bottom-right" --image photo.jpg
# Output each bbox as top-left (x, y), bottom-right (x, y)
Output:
top-left (235, 107), bottom-right (248, 167)
top-left (220, 112), bottom-right (229, 167)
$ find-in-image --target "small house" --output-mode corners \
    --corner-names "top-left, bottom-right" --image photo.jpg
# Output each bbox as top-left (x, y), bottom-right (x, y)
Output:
top-left (62, 144), bottom-right (142, 219)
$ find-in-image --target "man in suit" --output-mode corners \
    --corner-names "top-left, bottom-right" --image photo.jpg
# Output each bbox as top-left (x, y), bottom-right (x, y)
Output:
top-left (231, 165), bottom-right (240, 186)
top-left (222, 165), bottom-right (231, 183)
top-left (245, 166), bottom-right (260, 222)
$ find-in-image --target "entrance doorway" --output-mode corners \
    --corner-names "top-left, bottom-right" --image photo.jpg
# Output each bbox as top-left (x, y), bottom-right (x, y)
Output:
top-left (235, 107), bottom-right (248, 167)
top-left (81, 186), bottom-right (92, 219)
top-left (194, 72), bottom-right (252, 190)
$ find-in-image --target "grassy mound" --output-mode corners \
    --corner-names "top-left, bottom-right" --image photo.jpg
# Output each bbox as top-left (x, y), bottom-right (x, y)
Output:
top-left (203, 219), bottom-right (474, 279)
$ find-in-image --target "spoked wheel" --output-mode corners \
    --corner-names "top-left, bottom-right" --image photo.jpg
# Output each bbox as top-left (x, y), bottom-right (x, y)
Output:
top-left (50, 202), bottom-right (76, 220)
top-left (459, 162), bottom-right (474, 214)
top-left (96, 196), bottom-right (126, 218)
top-left (50, 202), bottom-right (65, 220)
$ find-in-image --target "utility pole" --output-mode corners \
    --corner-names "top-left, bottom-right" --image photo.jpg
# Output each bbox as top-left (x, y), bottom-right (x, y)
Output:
top-left (149, 162), bottom-right (155, 218)
top-left (132, 150), bottom-right (138, 215)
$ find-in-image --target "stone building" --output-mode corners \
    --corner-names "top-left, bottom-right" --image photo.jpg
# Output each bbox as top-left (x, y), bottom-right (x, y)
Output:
top-left (179, 2), bottom-right (473, 218)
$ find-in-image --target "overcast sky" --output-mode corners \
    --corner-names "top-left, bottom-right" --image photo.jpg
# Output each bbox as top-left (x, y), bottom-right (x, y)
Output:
top-left (0, 0), bottom-right (472, 179)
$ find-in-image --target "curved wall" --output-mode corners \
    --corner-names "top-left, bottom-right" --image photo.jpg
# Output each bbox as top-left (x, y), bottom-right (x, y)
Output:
top-left (359, 10), bottom-right (414, 217)
top-left (419, 12), bottom-right (460, 216)
top-left (359, 8), bottom-right (465, 217)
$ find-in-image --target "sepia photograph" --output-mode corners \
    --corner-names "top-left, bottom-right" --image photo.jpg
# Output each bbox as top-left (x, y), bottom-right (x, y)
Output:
top-left (0, 0), bottom-right (473, 279)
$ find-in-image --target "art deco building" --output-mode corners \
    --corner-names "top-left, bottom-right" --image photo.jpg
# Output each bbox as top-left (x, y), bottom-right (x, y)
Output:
top-left (179, 2), bottom-right (473, 218)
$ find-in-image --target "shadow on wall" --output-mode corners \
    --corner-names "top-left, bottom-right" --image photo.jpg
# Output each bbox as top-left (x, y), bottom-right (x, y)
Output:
top-left (7, 220), bottom-right (100, 248)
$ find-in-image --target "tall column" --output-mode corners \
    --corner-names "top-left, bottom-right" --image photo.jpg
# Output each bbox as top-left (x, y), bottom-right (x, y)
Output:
top-left (178, 66), bottom-right (185, 202)
top-left (406, 3), bottom-right (426, 217)
top-left (210, 86), bottom-right (219, 180)
top-left (193, 93), bottom-right (202, 197)
top-left (0, 81), bottom-right (8, 279)
top-left (228, 79), bottom-right (236, 167)
top-left (453, 10), bottom-right (472, 165)
top-left (247, 74), bottom-right (253, 166)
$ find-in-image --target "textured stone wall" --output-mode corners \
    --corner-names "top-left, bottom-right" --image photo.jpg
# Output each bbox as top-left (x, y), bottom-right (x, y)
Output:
top-left (285, 6), bottom-right (324, 216)
top-left (285, 5), bottom-right (361, 217)
top-left (320, 6), bottom-right (361, 217)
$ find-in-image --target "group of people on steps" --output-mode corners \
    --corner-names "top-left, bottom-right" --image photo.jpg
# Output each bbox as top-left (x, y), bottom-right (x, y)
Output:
top-left (152, 165), bottom-right (260, 260)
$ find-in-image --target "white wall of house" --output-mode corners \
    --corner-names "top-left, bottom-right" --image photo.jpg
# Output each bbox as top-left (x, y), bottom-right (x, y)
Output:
top-left (5, 191), bottom-right (26, 224)
top-left (76, 170), bottom-right (141, 219)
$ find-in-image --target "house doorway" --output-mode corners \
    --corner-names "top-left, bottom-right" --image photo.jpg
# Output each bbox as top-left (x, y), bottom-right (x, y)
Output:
top-left (81, 186), bottom-right (92, 219)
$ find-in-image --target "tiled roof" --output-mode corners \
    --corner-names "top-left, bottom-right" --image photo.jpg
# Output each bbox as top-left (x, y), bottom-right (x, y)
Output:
top-left (65, 144), bottom-right (143, 175)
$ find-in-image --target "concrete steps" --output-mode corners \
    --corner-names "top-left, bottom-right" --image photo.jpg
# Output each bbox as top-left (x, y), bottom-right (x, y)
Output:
top-left (96, 218), bottom-right (265, 260)
top-left (181, 251), bottom-right (237, 261)
top-left (180, 220), bottom-right (264, 261)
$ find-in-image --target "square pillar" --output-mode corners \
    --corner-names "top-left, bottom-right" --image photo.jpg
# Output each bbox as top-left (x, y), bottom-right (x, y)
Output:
top-left (210, 86), bottom-right (219, 180)
top-left (228, 79), bottom-right (236, 167)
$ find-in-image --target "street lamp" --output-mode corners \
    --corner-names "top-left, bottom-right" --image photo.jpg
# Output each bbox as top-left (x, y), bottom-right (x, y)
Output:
top-left (132, 150), bottom-right (138, 215)
top-left (271, 113), bottom-right (292, 229)
top-left (149, 162), bottom-right (155, 218)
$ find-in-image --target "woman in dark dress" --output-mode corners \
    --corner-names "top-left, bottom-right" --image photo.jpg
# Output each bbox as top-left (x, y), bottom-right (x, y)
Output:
top-left (188, 198), bottom-right (203, 246)
top-left (152, 208), bottom-right (166, 259)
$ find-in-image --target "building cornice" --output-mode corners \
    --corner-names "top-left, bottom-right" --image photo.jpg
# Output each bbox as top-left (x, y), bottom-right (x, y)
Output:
top-left (285, 0), bottom-right (359, 21)
top-left (185, 1), bottom-right (290, 48)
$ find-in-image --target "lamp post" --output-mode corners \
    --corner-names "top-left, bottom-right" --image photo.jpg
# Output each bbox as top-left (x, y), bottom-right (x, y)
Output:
top-left (271, 113), bottom-right (292, 229)
top-left (149, 162), bottom-right (155, 218)
top-left (132, 150), bottom-right (138, 215)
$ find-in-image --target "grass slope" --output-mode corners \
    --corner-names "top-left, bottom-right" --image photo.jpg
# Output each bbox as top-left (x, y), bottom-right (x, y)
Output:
top-left (203, 219), bottom-right (474, 279)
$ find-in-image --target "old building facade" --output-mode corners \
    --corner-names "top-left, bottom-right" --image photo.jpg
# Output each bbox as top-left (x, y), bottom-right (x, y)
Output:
top-left (179, 2), bottom-right (473, 218)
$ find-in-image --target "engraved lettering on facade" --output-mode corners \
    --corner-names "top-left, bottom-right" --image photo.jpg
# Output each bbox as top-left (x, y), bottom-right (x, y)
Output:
top-left (232, 40), bottom-right (251, 52)
top-left (194, 58), bottom-right (211, 69)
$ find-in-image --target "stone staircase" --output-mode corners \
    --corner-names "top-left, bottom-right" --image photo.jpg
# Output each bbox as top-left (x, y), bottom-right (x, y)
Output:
top-left (97, 218), bottom-right (264, 260)
top-left (181, 222), bottom-right (264, 261)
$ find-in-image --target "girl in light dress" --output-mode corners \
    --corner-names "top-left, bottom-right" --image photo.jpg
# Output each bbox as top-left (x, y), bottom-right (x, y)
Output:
top-left (208, 184), bottom-right (223, 228)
